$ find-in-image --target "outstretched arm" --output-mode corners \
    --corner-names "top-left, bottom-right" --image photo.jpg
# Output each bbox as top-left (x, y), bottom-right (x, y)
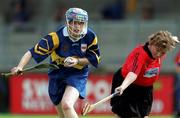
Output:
top-left (11, 51), bottom-right (32, 74)
top-left (115, 72), bottom-right (137, 95)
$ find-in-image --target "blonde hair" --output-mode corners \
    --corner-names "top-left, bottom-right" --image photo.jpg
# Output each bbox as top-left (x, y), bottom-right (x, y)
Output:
top-left (148, 31), bottom-right (179, 52)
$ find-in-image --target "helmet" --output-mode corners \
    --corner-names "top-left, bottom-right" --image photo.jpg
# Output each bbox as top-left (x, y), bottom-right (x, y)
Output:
top-left (65, 8), bottom-right (88, 40)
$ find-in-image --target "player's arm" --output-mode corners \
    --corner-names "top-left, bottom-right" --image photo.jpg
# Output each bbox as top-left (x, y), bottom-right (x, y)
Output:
top-left (30, 32), bottom-right (59, 63)
top-left (64, 57), bottom-right (90, 67)
top-left (64, 36), bottom-right (100, 68)
top-left (11, 32), bottom-right (59, 74)
top-left (115, 51), bottom-right (145, 95)
top-left (11, 51), bottom-right (32, 74)
top-left (115, 72), bottom-right (137, 95)
top-left (77, 58), bottom-right (90, 66)
top-left (85, 36), bottom-right (101, 68)
top-left (17, 51), bottom-right (32, 69)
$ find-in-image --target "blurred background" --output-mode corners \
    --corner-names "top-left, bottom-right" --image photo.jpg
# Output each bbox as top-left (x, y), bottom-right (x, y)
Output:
top-left (0, 0), bottom-right (180, 118)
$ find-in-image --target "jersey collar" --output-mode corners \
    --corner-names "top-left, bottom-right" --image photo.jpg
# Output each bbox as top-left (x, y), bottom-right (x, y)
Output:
top-left (63, 26), bottom-right (69, 37)
top-left (143, 42), bottom-right (155, 59)
top-left (63, 26), bottom-right (80, 42)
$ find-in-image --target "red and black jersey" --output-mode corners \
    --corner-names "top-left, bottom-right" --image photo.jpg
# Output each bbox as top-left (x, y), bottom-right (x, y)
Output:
top-left (121, 43), bottom-right (164, 86)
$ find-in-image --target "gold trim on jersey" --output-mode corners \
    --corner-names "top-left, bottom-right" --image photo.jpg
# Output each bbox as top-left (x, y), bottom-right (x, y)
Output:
top-left (88, 37), bottom-right (98, 49)
top-left (34, 44), bottom-right (47, 55)
top-left (89, 50), bottom-right (101, 64)
top-left (49, 32), bottom-right (60, 49)
top-left (34, 32), bottom-right (60, 55)
top-left (87, 37), bottom-right (100, 64)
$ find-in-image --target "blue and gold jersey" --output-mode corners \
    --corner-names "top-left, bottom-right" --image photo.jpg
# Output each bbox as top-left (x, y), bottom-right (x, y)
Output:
top-left (29, 26), bottom-right (100, 77)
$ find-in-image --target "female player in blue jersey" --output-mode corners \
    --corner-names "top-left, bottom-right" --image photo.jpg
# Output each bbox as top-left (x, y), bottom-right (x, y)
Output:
top-left (11, 8), bottom-right (101, 118)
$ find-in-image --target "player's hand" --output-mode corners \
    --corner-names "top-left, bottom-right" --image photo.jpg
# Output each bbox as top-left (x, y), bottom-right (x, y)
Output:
top-left (82, 102), bottom-right (91, 116)
top-left (64, 57), bottom-right (79, 67)
top-left (115, 85), bottom-right (124, 96)
top-left (11, 67), bottom-right (23, 75)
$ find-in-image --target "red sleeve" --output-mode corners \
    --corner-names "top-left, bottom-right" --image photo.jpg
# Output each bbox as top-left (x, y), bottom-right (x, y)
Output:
top-left (128, 51), bottom-right (146, 75)
top-left (122, 46), bottom-right (146, 76)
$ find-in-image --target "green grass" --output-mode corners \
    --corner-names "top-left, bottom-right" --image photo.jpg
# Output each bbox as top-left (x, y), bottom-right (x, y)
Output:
top-left (0, 114), bottom-right (174, 118)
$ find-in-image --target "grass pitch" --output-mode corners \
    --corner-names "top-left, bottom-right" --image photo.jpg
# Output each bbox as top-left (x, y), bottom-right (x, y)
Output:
top-left (0, 114), bottom-right (173, 118)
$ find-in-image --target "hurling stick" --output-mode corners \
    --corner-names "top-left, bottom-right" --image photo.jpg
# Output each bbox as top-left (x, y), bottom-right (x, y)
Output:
top-left (1, 63), bottom-right (59, 78)
top-left (82, 92), bottom-right (118, 116)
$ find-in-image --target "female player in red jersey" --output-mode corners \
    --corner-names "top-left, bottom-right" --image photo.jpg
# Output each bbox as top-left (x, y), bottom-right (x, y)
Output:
top-left (110, 31), bottom-right (179, 118)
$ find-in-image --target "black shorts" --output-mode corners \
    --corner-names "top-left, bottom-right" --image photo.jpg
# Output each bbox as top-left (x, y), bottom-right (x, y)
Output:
top-left (110, 69), bottom-right (153, 118)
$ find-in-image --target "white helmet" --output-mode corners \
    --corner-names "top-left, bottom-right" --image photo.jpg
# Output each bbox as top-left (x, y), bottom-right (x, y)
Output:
top-left (65, 8), bottom-right (88, 40)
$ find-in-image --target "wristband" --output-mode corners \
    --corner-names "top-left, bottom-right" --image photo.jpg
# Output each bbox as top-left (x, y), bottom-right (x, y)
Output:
top-left (77, 58), bottom-right (80, 64)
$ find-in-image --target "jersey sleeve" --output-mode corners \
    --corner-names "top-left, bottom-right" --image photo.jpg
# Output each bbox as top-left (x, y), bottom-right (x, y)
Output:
top-left (29, 32), bottom-right (60, 63)
top-left (86, 36), bottom-right (101, 68)
top-left (125, 48), bottom-right (146, 75)
top-left (130, 53), bottom-right (145, 75)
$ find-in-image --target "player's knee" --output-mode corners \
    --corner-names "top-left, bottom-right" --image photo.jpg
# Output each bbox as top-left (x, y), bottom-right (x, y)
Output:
top-left (61, 101), bottom-right (73, 111)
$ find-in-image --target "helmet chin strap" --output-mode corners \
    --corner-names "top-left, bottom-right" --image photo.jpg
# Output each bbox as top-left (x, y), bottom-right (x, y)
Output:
top-left (67, 28), bottom-right (81, 42)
